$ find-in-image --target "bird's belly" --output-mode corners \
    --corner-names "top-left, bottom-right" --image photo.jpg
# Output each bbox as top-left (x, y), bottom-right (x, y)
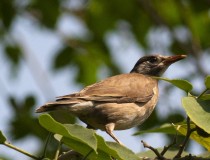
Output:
top-left (79, 102), bottom-right (156, 131)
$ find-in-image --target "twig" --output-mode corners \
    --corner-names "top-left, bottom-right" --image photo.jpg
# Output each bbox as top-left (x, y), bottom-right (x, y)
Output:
top-left (174, 117), bottom-right (196, 158)
top-left (54, 141), bottom-right (62, 160)
top-left (141, 140), bottom-right (165, 160)
top-left (197, 88), bottom-right (209, 99)
top-left (4, 141), bottom-right (40, 160)
top-left (161, 133), bottom-right (177, 156)
top-left (58, 150), bottom-right (83, 160)
top-left (41, 132), bottom-right (52, 158)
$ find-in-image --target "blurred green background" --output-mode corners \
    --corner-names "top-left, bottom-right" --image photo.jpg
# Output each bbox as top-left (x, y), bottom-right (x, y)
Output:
top-left (0, 0), bottom-right (210, 159)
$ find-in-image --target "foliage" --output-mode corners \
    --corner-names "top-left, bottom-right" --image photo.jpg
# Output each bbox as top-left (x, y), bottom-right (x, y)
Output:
top-left (1, 76), bottom-right (210, 159)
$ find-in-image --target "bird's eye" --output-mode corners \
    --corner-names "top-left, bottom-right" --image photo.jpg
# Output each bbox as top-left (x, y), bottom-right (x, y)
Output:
top-left (148, 57), bottom-right (158, 63)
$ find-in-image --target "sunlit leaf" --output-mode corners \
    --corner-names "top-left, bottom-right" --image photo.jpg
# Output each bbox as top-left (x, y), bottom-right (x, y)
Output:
top-left (174, 123), bottom-right (210, 151)
top-left (134, 123), bottom-right (178, 135)
top-left (106, 142), bottom-right (141, 160)
top-left (39, 114), bottom-right (97, 156)
top-left (182, 97), bottom-right (210, 134)
top-left (154, 77), bottom-right (193, 92)
top-left (96, 135), bottom-right (140, 160)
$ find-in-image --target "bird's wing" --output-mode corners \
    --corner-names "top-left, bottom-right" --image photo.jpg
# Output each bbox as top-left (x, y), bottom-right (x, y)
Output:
top-left (57, 73), bottom-right (158, 104)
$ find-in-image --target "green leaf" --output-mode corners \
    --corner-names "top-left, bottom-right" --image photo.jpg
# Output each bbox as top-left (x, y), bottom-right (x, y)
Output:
top-left (0, 131), bottom-right (6, 144)
top-left (182, 97), bottom-right (210, 134)
top-left (4, 45), bottom-right (22, 66)
top-left (39, 114), bottom-right (140, 159)
top-left (199, 94), bottom-right (210, 100)
top-left (154, 77), bottom-right (193, 92)
top-left (96, 135), bottom-right (140, 160)
top-left (134, 123), bottom-right (178, 135)
top-left (39, 114), bottom-right (97, 156)
top-left (205, 75), bottom-right (210, 89)
top-left (106, 142), bottom-right (141, 160)
top-left (174, 123), bottom-right (210, 151)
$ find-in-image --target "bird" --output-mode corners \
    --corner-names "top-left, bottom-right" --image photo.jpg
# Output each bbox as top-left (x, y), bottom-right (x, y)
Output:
top-left (36, 54), bottom-right (186, 144)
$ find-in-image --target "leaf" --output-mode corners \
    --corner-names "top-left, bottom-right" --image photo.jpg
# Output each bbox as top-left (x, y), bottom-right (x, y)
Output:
top-left (0, 0), bottom-right (16, 29)
top-left (106, 142), bottom-right (141, 160)
top-left (96, 135), bottom-right (140, 160)
top-left (4, 45), bottom-right (22, 66)
top-left (182, 97), bottom-right (210, 134)
top-left (53, 46), bottom-right (75, 70)
top-left (154, 77), bottom-right (193, 92)
top-left (205, 75), bottom-right (210, 89)
top-left (199, 94), bottom-right (210, 100)
top-left (174, 123), bottom-right (210, 151)
top-left (0, 131), bottom-right (6, 144)
top-left (30, 0), bottom-right (60, 28)
top-left (39, 114), bottom-right (97, 156)
top-left (134, 123), bottom-right (178, 135)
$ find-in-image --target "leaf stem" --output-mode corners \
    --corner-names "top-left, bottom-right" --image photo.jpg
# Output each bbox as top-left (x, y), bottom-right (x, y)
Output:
top-left (197, 88), bottom-right (208, 99)
top-left (42, 132), bottom-right (52, 158)
top-left (174, 117), bottom-right (196, 158)
top-left (4, 141), bottom-right (40, 160)
top-left (54, 141), bottom-right (62, 160)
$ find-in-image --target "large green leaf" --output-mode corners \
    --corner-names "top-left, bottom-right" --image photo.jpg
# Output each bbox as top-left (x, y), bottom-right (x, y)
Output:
top-left (205, 75), bottom-right (210, 89)
top-left (0, 131), bottom-right (6, 144)
top-left (106, 142), bottom-right (141, 160)
top-left (174, 123), bottom-right (210, 151)
top-left (133, 123), bottom-right (178, 135)
top-left (182, 97), bottom-right (210, 134)
top-left (39, 114), bottom-right (140, 160)
top-left (39, 114), bottom-right (97, 156)
top-left (154, 77), bottom-right (193, 92)
top-left (96, 135), bottom-right (140, 160)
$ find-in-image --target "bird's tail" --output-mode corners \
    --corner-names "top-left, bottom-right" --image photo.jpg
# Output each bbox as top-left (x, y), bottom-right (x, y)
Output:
top-left (36, 100), bottom-right (94, 114)
top-left (35, 102), bottom-right (71, 113)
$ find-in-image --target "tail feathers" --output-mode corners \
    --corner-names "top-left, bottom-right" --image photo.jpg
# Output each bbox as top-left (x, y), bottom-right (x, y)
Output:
top-left (36, 101), bottom-right (76, 113)
top-left (36, 100), bottom-right (94, 113)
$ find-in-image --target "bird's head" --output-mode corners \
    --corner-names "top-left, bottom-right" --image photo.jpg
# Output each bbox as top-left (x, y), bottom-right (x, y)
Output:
top-left (130, 55), bottom-right (187, 76)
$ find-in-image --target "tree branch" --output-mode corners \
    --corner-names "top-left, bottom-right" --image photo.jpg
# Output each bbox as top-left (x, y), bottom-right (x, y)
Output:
top-left (174, 117), bottom-right (196, 158)
top-left (141, 140), bottom-right (166, 160)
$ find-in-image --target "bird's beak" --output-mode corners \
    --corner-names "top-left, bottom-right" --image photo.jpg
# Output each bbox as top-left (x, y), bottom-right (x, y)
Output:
top-left (162, 55), bottom-right (187, 65)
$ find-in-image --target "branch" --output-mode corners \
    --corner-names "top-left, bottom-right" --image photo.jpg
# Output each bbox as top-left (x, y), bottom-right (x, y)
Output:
top-left (174, 117), bottom-right (196, 158)
top-left (4, 141), bottom-right (40, 160)
top-left (141, 140), bottom-right (166, 160)
top-left (161, 133), bottom-right (177, 156)
top-left (58, 150), bottom-right (83, 160)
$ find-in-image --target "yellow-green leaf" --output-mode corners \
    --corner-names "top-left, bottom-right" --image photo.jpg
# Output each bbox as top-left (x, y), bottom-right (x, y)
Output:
top-left (182, 97), bottom-right (210, 134)
top-left (174, 123), bottom-right (210, 151)
top-left (133, 123), bottom-right (178, 135)
top-left (39, 114), bottom-right (97, 156)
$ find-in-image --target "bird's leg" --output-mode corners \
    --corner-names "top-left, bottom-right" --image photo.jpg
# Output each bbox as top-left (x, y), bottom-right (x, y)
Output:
top-left (105, 123), bottom-right (123, 145)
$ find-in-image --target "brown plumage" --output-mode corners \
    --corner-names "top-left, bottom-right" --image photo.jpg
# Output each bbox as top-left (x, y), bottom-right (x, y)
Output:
top-left (36, 54), bottom-right (186, 144)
